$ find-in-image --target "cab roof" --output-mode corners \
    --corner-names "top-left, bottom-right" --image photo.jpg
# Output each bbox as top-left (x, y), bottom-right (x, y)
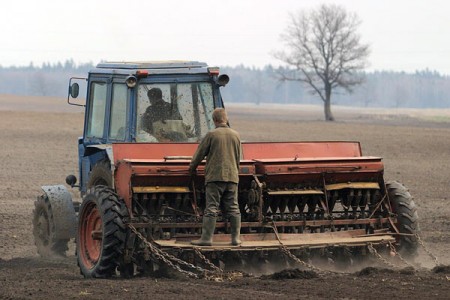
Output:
top-left (91, 61), bottom-right (211, 75)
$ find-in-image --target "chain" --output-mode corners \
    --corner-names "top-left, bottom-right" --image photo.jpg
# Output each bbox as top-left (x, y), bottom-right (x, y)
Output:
top-left (367, 243), bottom-right (398, 269)
top-left (415, 233), bottom-right (440, 265)
top-left (388, 242), bottom-right (415, 268)
top-left (129, 224), bottom-right (239, 281)
top-left (129, 224), bottom-right (201, 278)
top-left (280, 245), bottom-right (327, 273)
top-left (191, 248), bottom-right (244, 281)
top-left (269, 221), bottom-right (332, 274)
top-left (193, 247), bottom-right (223, 273)
top-left (268, 221), bottom-right (329, 274)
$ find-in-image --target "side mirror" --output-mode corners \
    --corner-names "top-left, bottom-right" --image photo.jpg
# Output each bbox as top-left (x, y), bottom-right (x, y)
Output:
top-left (217, 74), bottom-right (230, 87)
top-left (67, 77), bottom-right (87, 107)
top-left (69, 83), bottom-right (80, 98)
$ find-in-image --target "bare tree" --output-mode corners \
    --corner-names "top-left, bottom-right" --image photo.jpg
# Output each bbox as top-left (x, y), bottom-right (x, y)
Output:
top-left (274, 4), bottom-right (370, 121)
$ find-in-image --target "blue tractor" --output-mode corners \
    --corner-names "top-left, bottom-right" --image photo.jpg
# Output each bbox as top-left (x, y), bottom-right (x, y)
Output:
top-left (32, 61), bottom-right (418, 278)
top-left (32, 61), bottom-right (230, 259)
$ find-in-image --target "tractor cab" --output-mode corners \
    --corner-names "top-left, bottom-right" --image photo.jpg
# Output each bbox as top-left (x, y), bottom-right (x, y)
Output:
top-left (67, 61), bottom-right (229, 194)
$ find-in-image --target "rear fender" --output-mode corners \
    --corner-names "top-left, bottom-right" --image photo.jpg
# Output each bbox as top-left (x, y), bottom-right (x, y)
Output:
top-left (41, 185), bottom-right (77, 239)
top-left (81, 144), bottom-right (114, 194)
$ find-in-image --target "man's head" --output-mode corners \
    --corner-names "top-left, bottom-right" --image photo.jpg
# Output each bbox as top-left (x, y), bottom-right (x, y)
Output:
top-left (212, 108), bottom-right (228, 126)
top-left (147, 88), bottom-right (163, 104)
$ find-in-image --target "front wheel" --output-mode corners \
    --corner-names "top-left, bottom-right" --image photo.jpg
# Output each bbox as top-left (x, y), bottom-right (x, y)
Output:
top-left (387, 181), bottom-right (419, 257)
top-left (32, 195), bottom-right (69, 257)
top-left (77, 186), bottom-right (128, 278)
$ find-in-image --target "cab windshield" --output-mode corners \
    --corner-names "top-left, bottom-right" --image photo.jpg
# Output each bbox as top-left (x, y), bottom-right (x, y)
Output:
top-left (136, 82), bottom-right (215, 142)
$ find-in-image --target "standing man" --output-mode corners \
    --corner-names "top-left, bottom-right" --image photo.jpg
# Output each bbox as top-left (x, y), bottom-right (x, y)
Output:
top-left (189, 108), bottom-right (242, 246)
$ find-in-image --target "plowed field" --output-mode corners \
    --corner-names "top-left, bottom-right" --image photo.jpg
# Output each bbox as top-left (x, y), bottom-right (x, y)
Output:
top-left (0, 95), bottom-right (449, 299)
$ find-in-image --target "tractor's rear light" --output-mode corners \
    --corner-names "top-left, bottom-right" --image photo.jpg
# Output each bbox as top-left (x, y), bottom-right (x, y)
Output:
top-left (136, 70), bottom-right (149, 78)
top-left (208, 67), bottom-right (220, 76)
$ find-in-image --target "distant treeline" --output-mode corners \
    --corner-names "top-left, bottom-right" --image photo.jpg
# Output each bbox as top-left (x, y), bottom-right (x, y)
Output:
top-left (1, 60), bottom-right (449, 108)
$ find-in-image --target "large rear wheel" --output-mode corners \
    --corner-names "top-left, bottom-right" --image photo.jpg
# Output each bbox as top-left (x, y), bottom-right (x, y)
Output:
top-left (387, 181), bottom-right (419, 257)
top-left (32, 195), bottom-right (69, 257)
top-left (77, 186), bottom-right (128, 278)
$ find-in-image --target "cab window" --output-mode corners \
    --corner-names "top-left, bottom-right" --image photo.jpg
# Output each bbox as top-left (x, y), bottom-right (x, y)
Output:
top-left (136, 82), bottom-right (215, 142)
top-left (109, 83), bottom-right (127, 140)
top-left (86, 82), bottom-right (107, 138)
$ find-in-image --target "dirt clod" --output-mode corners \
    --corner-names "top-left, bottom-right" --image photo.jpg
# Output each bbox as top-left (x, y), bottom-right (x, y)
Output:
top-left (261, 268), bottom-right (319, 280)
top-left (399, 267), bottom-right (416, 275)
top-left (357, 267), bottom-right (395, 276)
top-left (432, 265), bottom-right (450, 274)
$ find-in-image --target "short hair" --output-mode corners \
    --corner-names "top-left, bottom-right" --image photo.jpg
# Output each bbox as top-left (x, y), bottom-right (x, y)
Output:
top-left (147, 88), bottom-right (162, 100)
top-left (212, 108), bottom-right (228, 123)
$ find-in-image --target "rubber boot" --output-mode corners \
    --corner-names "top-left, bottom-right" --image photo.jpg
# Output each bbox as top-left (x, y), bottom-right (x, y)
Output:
top-left (230, 215), bottom-right (242, 246)
top-left (191, 216), bottom-right (216, 246)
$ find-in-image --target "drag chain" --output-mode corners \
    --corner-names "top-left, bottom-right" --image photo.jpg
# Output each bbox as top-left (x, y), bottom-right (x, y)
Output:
top-left (368, 243), bottom-right (398, 269)
top-left (415, 233), bottom-right (440, 265)
top-left (193, 247), bottom-right (223, 273)
top-left (269, 221), bottom-right (332, 274)
top-left (129, 225), bottom-right (201, 278)
top-left (370, 236), bottom-right (441, 270)
top-left (129, 224), bottom-right (240, 281)
top-left (279, 245), bottom-right (327, 274)
top-left (192, 247), bottom-right (243, 281)
top-left (388, 242), bottom-right (416, 268)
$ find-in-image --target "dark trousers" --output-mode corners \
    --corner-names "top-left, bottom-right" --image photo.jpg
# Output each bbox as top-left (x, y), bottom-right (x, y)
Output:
top-left (204, 182), bottom-right (240, 218)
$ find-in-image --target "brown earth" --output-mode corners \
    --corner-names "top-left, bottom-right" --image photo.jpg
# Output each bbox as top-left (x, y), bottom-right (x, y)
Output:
top-left (0, 95), bottom-right (449, 299)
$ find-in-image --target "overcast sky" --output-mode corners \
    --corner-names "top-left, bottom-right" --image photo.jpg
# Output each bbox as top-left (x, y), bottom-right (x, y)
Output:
top-left (1, 0), bottom-right (449, 74)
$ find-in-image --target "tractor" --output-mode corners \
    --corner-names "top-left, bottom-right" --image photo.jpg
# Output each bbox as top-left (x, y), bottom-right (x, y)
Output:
top-left (32, 61), bottom-right (419, 278)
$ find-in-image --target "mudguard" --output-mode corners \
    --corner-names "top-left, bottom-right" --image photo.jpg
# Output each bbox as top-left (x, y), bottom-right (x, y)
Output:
top-left (41, 185), bottom-right (77, 239)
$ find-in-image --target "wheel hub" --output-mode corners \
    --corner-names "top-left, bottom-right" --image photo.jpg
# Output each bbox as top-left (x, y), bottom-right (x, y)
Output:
top-left (79, 202), bottom-right (103, 268)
